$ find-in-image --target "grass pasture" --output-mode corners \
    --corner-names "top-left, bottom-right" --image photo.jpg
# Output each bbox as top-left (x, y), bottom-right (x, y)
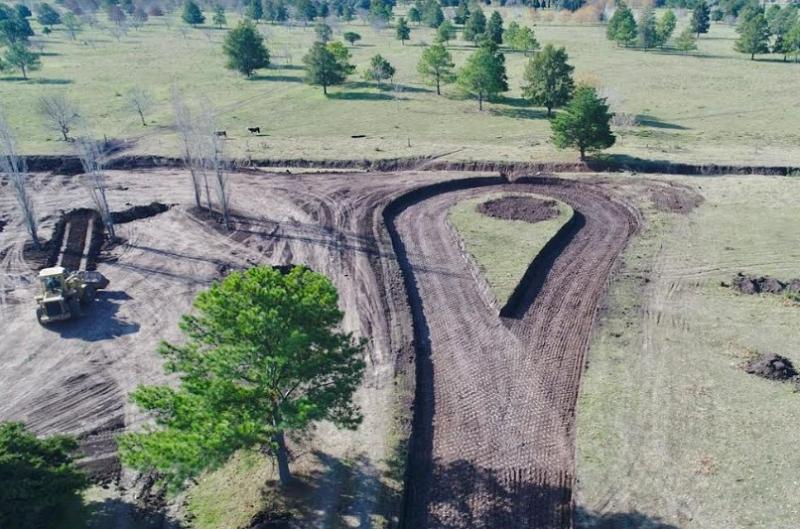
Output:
top-left (576, 175), bottom-right (800, 528)
top-left (2, 8), bottom-right (800, 165)
top-left (448, 192), bottom-right (573, 306)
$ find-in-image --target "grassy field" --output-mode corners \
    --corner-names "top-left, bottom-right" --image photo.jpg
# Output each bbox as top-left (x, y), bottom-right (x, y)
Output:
top-left (3, 7), bottom-right (800, 165)
top-left (448, 192), bottom-right (573, 306)
top-left (575, 175), bottom-right (800, 528)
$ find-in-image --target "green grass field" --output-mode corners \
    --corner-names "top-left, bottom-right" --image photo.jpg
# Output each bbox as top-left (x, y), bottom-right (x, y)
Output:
top-left (3, 7), bottom-right (800, 165)
top-left (575, 175), bottom-right (800, 528)
top-left (448, 192), bottom-right (573, 306)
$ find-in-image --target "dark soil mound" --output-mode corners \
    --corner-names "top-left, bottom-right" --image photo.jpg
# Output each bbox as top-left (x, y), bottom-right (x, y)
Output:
top-left (111, 202), bottom-right (170, 224)
top-left (786, 279), bottom-right (800, 296)
top-left (477, 195), bottom-right (559, 223)
top-left (731, 273), bottom-right (795, 295)
top-left (745, 353), bottom-right (798, 381)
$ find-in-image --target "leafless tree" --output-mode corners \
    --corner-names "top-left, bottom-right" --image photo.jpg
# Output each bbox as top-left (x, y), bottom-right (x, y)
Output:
top-left (171, 87), bottom-right (203, 209)
top-left (75, 137), bottom-right (115, 239)
top-left (209, 132), bottom-right (231, 229)
top-left (0, 114), bottom-right (40, 248)
top-left (38, 94), bottom-right (80, 141)
top-left (127, 87), bottom-right (153, 126)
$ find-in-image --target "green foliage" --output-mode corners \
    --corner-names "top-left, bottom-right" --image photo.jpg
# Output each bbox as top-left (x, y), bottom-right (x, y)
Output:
top-left (396, 16), bottom-right (410, 43)
top-left (245, 0), bottom-right (263, 21)
top-left (35, 3), bottom-right (60, 26)
top-left (436, 19), bottom-right (454, 43)
top-left (691, 0), bottom-right (710, 36)
top-left (223, 20), bottom-right (269, 77)
top-left (506, 21), bottom-right (539, 55)
top-left (767, 5), bottom-right (798, 58)
top-left (637, 6), bottom-right (657, 50)
top-left (343, 31), bottom-right (361, 45)
top-left (655, 10), bottom-right (677, 48)
top-left (457, 40), bottom-right (508, 109)
top-left (422, 0), bottom-right (444, 28)
top-left (675, 26), bottom-right (698, 53)
top-left (417, 42), bottom-right (455, 94)
top-left (0, 422), bottom-right (87, 529)
top-left (408, 5), bottom-right (421, 24)
top-left (364, 53), bottom-right (395, 82)
top-left (61, 12), bottom-right (82, 39)
top-left (118, 266), bottom-right (366, 488)
top-left (735, 7), bottom-right (770, 59)
top-left (606, 2), bottom-right (637, 47)
top-left (212, 4), bottom-right (226, 28)
top-left (522, 43), bottom-right (574, 116)
top-left (551, 84), bottom-right (615, 160)
top-left (315, 21), bottom-right (332, 42)
top-left (303, 41), bottom-right (353, 94)
top-left (0, 6), bottom-right (34, 45)
top-left (369, 0), bottom-right (392, 22)
top-left (181, 0), bottom-right (205, 25)
top-left (463, 7), bottom-right (486, 43)
top-left (4, 42), bottom-right (40, 78)
top-left (15, 4), bottom-right (31, 18)
top-left (486, 10), bottom-right (503, 44)
top-left (453, 0), bottom-right (469, 25)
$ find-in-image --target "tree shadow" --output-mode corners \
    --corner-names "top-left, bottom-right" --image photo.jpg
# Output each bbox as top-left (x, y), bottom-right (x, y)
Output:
top-left (327, 91), bottom-right (395, 101)
top-left (0, 77), bottom-right (73, 84)
top-left (83, 498), bottom-right (182, 529)
top-left (45, 290), bottom-right (140, 342)
top-left (249, 73), bottom-right (304, 83)
top-left (490, 106), bottom-right (548, 120)
top-left (637, 114), bottom-right (688, 130)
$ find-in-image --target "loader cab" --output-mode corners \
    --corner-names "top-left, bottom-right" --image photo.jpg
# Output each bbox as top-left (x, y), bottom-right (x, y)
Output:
top-left (39, 267), bottom-right (67, 298)
top-left (35, 267), bottom-right (75, 324)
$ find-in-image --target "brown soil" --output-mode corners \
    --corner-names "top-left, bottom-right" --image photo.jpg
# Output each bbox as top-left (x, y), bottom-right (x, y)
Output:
top-left (111, 202), bottom-right (170, 224)
top-left (477, 195), bottom-right (559, 223)
top-left (732, 273), bottom-right (799, 296)
top-left (745, 353), bottom-right (798, 381)
top-left (650, 185), bottom-right (704, 214)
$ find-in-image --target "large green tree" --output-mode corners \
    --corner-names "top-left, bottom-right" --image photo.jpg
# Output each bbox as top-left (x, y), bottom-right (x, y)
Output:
top-left (655, 9), bottom-right (677, 48)
top-left (3, 42), bottom-right (40, 79)
top-left (418, 42), bottom-right (455, 95)
top-left (223, 20), bottom-right (270, 77)
top-left (506, 21), bottom-right (539, 55)
top-left (637, 6), bottom-right (658, 50)
top-left (522, 43), bottom-right (574, 116)
top-left (181, 0), bottom-right (205, 25)
top-left (212, 4), bottom-right (226, 28)
top-left (0, 422), bottom-right (87, 529)
top-left (303, 41), bottom-right (353, 94)
top-left (422, 0), bottom-right (444, 28)
top-left (457, 40), bottom-right (508, 110)
top-left (364, 53), bottom-right (395, 85)
top-left (486, 10), bottom-right (503, 44)
top-left (315, 21), bottom-right (332, 42)
top-left (0, 6), bottom-right (34, 45)
top-left (436, 19), bottom-right (454, 43)
top-left (245, 0), bottom-right (263, 21)
top-left (396, 16), bottom-right (410, 44)
top-left (691, 0), bottom-right (710, 37)
top-left (119, 266), bottom-right (366, 487)
top-left (735, 7), bottom-right (770, 59)
top-left (463, 6), bottom-right (486, 43)
top-left (551, 85), bottom-right (615, 160)
top-left (35, 3), bottom-right (60, 27)
top-left (606, 2), bottom-right (637, 47)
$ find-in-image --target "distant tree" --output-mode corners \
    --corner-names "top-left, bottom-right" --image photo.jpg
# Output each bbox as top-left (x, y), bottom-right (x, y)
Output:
top-left (436, 19), bottom-right (454, 43)
top-left (0, 7), bottom-right (35, 45)
top-left (274, 0), bottom-right (288, 22)
top-left (767, 5), bottom-right (798, 60)
top-left (506, 21), bottom-right (539, 55)
top-left (127, 86), bottom-right (153, 126)
top-left (120, 0), bottom-right (134, 14)
top-left (486, 10), bottom-right (503, 44)
top-left (181, 0), bottom-right (205, 25)
top-left (408, 5), bottom-right (421, 24)
top-left (521, 43), bottom-right (574, 116)
top-left (369, 0), bottom-right (392, 22)
top-left (61, 11), bottom-right (83, 38)
top-left (223, 20), bottom-right (270, 76)
top-left (131, 7), bottom-right (148, 26)
top-left (551, 84), bottom-right (615, 160)
top-left (606, 2), bottom-right (637, 47)
top-left (0, 422), bottom-right (87, 529)
top-left (453, 0), bottom-right (469, 25)
top-left (3, 42), bottom-right (40, 79)
top-left (674, 26), bottom-right (697, 53)
top-left (637, 6), bottom-right (657, 50)
top-left (691, 0), bottom-right (710, 37)
top-left (118, 267), bottom-right (366, 487)
top-left (422, 0), bottom-right (444, 27)
top-left (315, 21), bottom-right (332, 42)
top-left (417, 42), bottom-right (454, 94)
top-left (148, 5), bottom-right (165, 16)
top-left (655, 9), bottom-right (676, 48)
top-left (303, 41), bottom-right (352, 94)
top-left (212, 4), bottom-right (226, 27)
top-left (15, 4), bottom-right (32, 18)
top-left (785, 20), bottom-right (800, 62)
top-left (462, 6), bottom-right (486, 43)
top-left (296, 0), bottom-right (317, 22)
top-left (735, 7), bottom-right (770, 59)
top-left (107, 4), bottom-right (126, 25)
top-left (245, 0), bottom-right (263, 21)
top-left (457, 40), bottom-right (507, 110)
top-left (36, 3), bottom-right (61, 26)
top-left (343, 31), bottom-right (361, 45)
top-left (396, 16), bottom-right (410, 44)
top-left (364, 53), bottom-right (395, 85)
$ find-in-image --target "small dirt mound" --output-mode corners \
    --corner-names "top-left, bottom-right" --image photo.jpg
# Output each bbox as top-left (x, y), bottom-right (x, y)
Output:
top-left (745, 353), bottom-right (798, 381)
top-left (111, 202), bottom-right (170, 224)
top-left (477, 195), bottom-right (559, 223)
top-left (650, 186), bottom-right (703, 214)
top-left (731, 273), bottom-right (797, 295)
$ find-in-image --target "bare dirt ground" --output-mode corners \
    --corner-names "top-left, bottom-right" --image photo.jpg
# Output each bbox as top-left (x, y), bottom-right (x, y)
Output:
top-left (1, 169), bottom-right (642, 528)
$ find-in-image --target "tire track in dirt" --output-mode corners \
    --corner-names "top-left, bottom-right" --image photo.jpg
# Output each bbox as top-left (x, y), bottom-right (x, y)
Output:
top-left (389, 178), bottom-right (638, 529)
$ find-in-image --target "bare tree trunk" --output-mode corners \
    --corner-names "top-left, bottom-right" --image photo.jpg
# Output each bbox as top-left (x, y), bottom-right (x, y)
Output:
top-left (76, 137), bottom-right (115, 240)
top-left (273, 431), bottom-right (293, 486)
top-left (0, 115), bottom-right (40, 248)
top-left (210, 134), bottom-right (231, 229)
top-left (171, 87), bottom-right (203, 209)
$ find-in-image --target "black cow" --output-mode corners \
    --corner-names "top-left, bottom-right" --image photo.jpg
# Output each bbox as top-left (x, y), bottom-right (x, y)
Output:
top-left (214, 131), bottom-right (227, 138)
top-left (248, 127), bottom-right (261, 135)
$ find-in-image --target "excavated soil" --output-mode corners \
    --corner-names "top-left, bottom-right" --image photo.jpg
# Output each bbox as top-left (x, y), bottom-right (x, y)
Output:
top-left (745, 353), bottom-right (798, 381)
top-left (0, 169), bottom-right (643, 528)
top-left (477, 195), bottom-right (559, 223)
top-left (731, 273), bottom-right (800, 296)
top-left (650, 185), bottom-right (704, 214)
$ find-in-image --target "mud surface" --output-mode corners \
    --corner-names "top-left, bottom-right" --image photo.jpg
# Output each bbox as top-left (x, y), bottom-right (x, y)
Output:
top-left (745, 353), bottom-right (798, 381)
top-left (0, 169), bottom-right (643, 528)
top-left (477, 195), bottom-right (559, 223)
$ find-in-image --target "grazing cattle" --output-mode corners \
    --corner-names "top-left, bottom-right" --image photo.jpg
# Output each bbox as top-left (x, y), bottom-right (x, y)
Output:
top-left (214, 131), bottom-right (227, 138)
top-left (248, 127), bottom-right (261, 135)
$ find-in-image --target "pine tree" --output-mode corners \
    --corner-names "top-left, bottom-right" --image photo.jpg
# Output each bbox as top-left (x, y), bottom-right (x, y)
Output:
top-left (674, 27), bottom-right (697, 54)
top-left (606, 2), bottom-right (637, 47)
top-left (418, 42), bottom-right (455, 94)
top-left (315, 21), bottom-right (332, 42)
top-left (486, 10), bottom-right (503, 44)
top-left (245, 0), bottom-right (263, 21)
top-left (735, 8), bottom-right (770, 59)
top-left (436, 20), bottom-right (455, 43)
top-left (212, 4), bottom-right (226, 28)
top-left (463, 7), bottom-right (486, 43)
top-left (223, 20), bottom-right (270, 77)
top-left (691, 0), bottom-right (710, 37)
top-left (457, 40), bottom-right (507, 109)
top-left (655, 9), bottom-right (676, 48)
top-left (422, 0), bottom-right (444, 28)
top-left (453, 0), bottom-right (469, 24)
top-left (408, 5), bottom-right (421, 24)
top-left (551, 85), bottom-right (615, 160)
top-left (3, 42), bottom-right (40, 79)
top-left (303, 41), bottom-right (353, 94)
top-left (637, 6), bottom-right (657, 50)
top-left (364, 53), bottom-right (395, 85)
top-left (181, 0), bottom-right (205, 25)
top-left (396, 16), bottom-right (411, 44)
top-left (522, 43), bottom-right (574, 116)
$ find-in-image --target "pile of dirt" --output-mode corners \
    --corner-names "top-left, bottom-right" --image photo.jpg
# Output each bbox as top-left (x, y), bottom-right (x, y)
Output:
top-left (650, 186), bottom-right (704, 214)
top-left (477, 195), bottom-right (559, 223)
top-left (745, 353), bottom-right (798, 381)
top-left (111, 202), bottom-right (170, 224)
top-left (730, 273), bottom-right (800, 296)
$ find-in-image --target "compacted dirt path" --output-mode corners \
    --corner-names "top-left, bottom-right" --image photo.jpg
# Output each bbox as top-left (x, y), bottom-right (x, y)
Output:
top-left (393, 179), bottom-right (638, 529)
